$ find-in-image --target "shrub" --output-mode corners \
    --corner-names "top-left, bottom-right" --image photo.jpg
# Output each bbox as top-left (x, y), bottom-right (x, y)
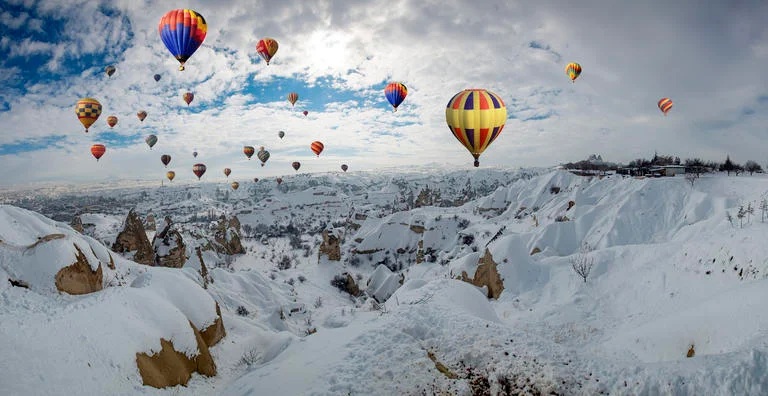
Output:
top-left (550, 186), bottom-right (561, 194)
top-left (278, 255), bottom-right (292, 270)
top-left (298, 275), bottom-right (307, 283)
top-left (236, 305), bottom-right (249, 316)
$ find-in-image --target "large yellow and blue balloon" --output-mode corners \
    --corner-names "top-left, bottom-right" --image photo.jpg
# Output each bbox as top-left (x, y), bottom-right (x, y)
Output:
top-left (445, 89), bottom-right (507, 167)
top-left (158, 9), bottom-right (207, 71)
top-left (75, 98), bottom-right (102, 133)
top-left (384, 82), bottom-right (407, 112)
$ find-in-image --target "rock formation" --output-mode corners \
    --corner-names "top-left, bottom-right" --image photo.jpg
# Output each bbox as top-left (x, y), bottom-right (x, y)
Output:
top-left (70, 214), bottom-right (84, 234)
top-left (200, 303), bottom-right (226, 347)
top-left (112, 209), bottom-right (154, 265)
top-left (319, 228), bottom-right (341, 261)
top-left (135, 321), bottom-right (216, 388)
top-left (55, 244), bottom-right (103, 295)
top-left (152, 216), bottom-right (187, 268)
top-left (211, 215), bottom-right (244, 255)
top-left (460, 248), bottom-right (505, 300)
top-left (144, 214), bottom-right (156, 231)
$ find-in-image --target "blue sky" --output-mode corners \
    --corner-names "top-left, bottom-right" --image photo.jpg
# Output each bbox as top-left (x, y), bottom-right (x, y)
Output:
top-left (1, 0), bottom-right (767, 186)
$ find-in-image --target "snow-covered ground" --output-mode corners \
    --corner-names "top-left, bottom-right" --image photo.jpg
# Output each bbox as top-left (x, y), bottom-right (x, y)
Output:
top-left (2, 168), bottom-right (768, 395)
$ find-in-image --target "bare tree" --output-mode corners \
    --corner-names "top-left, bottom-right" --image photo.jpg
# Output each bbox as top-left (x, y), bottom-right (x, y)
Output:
top-left (760, 199), bottom-right (768, 223)
top-left (570, 242), bottom-right (594, 283)
top-left (685, 172), bottom-right (698, 187)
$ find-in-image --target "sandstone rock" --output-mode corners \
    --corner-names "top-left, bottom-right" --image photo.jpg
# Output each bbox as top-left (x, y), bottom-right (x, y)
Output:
top-left (530, 247), bottom-right (541, 255)
top-left (200, 303), bottom-right (226, 347)
top-left (55, 244), bottom-right (103, 295)
top-left (144, 214), bottom-right (156, 231)
top-left (211, 216), bottom-right (244, 255)
top-left (152, 216), bottom-right (187, 268)
top-left (409, 224), bottom-right (425, 234)
top-left (319, 228), bottom-right (341, 261)
top-left (135, 321), bottom-right (216, 388)
top-left (460, 248), bottom-right (504, 299)
top-left (70, 215), bottom-right (84, 234)
top-left (112, 209), bottom-right (154, 265)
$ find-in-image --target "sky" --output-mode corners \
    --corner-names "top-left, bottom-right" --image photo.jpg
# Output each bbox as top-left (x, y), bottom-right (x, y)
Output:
top-left (1, 0), bottom-right (767, 186)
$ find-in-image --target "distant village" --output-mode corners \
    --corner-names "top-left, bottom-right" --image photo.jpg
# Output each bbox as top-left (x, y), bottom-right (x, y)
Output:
top-left (561, 153), bottom-right (764, 178)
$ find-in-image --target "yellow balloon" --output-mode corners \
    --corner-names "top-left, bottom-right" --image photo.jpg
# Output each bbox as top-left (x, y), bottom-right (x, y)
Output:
top-left (445, 89), bottom-right (507, 167)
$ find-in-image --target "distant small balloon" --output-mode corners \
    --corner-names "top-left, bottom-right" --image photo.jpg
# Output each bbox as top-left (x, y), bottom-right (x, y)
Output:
top-left (253, 177), bottom-right (259, 183)
top-left (303, 110), bottom-right (308, 116)
top-left (292, 161), bottom-right (301, 171)
top-left (137, 110), bottom-right (147, 122)
top-left (161, 154), bottom-right (171, 167)
top-left (105, 66), bottom-right (116, 77)
top-left (341, 164), bottom-right (348, 172)
top-left (243, 146), bottom-right (255, 160)
top-left (106, 115), bottom-right (118, 128)
top-left (276, 177), bottom-right (283, 185)
top-left (183, 92), bottom-right (194, 106)
top-left (166, 170), bottom-right (175, 181)
top-left (278, 130), bottom-right (285, 139)
top-left (145, 134), bottom-right (158, 149)
top-left (224, 167), bottom-right (231, 178)
top-left (154, 74), bottom-right (161, 82)
top-left (192, 163), bottom-right (206, 180)
top-left (91, 144), bottom-right (106, 161)
top-left (231, 181), bottom-right (240, 190)
top-left (193, 151), bottom-right (198, 158)
top-left (310, 141), bottom-right (324, 157)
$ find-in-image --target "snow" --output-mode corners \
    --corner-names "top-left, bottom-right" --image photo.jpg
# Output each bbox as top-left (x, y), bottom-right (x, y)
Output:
top-left (3, 168), bottom-right (768, 394)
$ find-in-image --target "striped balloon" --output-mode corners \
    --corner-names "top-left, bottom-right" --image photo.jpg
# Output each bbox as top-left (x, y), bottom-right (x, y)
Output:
top-left (565, 62), bottom-right (582, 82)
top-left (158, 9), bottom-right (207, 71)
top-left (445, 89), bottom-right (507, 167)
top-left (287, 92), bottom-right (298, 106)
top-left (310, 141), bottom-right (324, 157)
top-left (75, 98), bottom-right (102, 133)
top-left (385, 82), bottom-right (408, 112)
top-left (658, 98), bottom-right (673, 116)
top-left (257, 148), bottom-right (270, 166)
top-left (145, 134), bottom-right (158, 149)
top-left (91, 144), bottom-right (106, 161)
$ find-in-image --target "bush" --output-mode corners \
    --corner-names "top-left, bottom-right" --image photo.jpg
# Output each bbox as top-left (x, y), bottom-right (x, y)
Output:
top-left (278, 255), bottom-right (292, 270)
top-left (550, 186), bottom-right (561, 194)
top-left (330, 274), bottom-right (349, 293)
top-left (298, 275), bottom-right (307, 283)
top-left (236, 305), bottom-right (249, 316)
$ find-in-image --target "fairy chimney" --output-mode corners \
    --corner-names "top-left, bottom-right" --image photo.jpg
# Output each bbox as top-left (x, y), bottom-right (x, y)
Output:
top-left (319, 228), bottom-right (341, 261)
top-left (460, 248), bottom-right (505, 299)
top-left (112, 209), bottom-right (155, 265)
top-left (152, 216), bottom-right (187, 268)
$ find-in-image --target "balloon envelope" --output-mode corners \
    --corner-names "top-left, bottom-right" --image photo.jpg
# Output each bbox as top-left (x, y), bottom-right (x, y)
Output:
top-left (91, 144), bottom-right (106, 161)
top-left (75, 98), bottom-right (102, 133)
top-left (257, 149), bottom-right (270, 166)
top-left (137, 110), bottom-right (147, 122)
top-left (183, 92), bottom-right (194, 106)
top-left (565, 62), bottom-right (582, 82)
top-left (166, 171), bottom-right (175, 181)
top-left (105, 66), bottom-right (116, 77)
top-left (292, 161), bottom-right (301, 171)
top-left (445, 89), bottom-right (507, 167)
top-left (158, 9), bottom-right (207, 71)
top-left (224, 168), bottom-right (231, 177)
top-left (161, 154), bottom-right (171, 167)
top-left (310, 141), bottom-right (324, 157)
top-left (243, 146), bottom-right (255, 159)
top-left (302, 110), bottom-right (308, 116)
top-left (231, 181), bottom-right (239, 190)
top-left (106, 115), bottom-right (118, 128)
top-left (278, 131), bottom-right (285, 139)
top-left (385, 82), bottom-right (408, 111)
top-left (658, 98), bottom-right (673, 115)
top-left (341, 164), bottom-right (348, 172)
top-left (145, 134), bottom-right (158, 149)
top-left (256, 38), bottom-right (279, 65)
top-left (192, 163), bottom-right (206, 179)
top-left (154, 74), bottom-right (161, 82)
top-left (287, 92), bottom-right (298, 106)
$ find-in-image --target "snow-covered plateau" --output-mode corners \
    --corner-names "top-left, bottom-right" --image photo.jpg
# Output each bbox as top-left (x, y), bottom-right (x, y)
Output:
top-left (2, 167), bottom-right (768, 395)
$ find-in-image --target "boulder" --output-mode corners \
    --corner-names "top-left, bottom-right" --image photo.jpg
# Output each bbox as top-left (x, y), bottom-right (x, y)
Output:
top-left (319, 228), bottom-right (341, 261)
top-left (460, 248), bottom-right (504, 300)
top-left (135, 321), bottom-right (216, 388)
top-left (112, 209), bottom-right (154, 265)
top-left (200, 303), bottom-right (226, 347)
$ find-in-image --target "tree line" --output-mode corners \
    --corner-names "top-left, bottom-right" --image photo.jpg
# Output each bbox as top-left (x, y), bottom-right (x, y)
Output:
top-left (563, 153), bottom-right (764, 176)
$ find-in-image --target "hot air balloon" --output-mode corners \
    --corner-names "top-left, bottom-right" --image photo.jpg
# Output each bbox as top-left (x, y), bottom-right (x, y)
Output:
top-left (166, 171), bottom-right (176, 181)
top-left (276, 177), bottom-right (283, 185)
top-left (183, 92), bottom-right (194, 106)
top-left (91, 144), bottom-right (106, 161)
top-left (341, 164), bottom-right (348, 172)
top-left (658, 98), bottom-right (673, 116)
top-left (137, 110), bottom-right (147, 122)
top-left (256, 38), bottom-right (278, 65)
top-left (224, 168), bottom-right (231, 178)
top-left (445, 89), bottom-right (507, 167)
top-left (105, 66), bottom-right (116, 77)
top-left (161, 154), bottom-right (171, 167)
top-left (302, 110), bottom-right (308, 117)
top-left (158, 9), bottom-right (207, 71)
top-left (231, 181), bottom-right (239, 190)
top-left (278, 130), bottom-right (285, 139)
top-left (107, 115), bottom-right (118, 128)
top-left (385, 82), bottom-right (408, 112)
top-left (257, 147), bottom-right (270, 167)
top-left (192, 163), bottom-right (206, 180)
top-left (153, 74), bottom-right (161, 82)
top-left (253, 177), bottom-right (259, 183)
top-left (292, 161), bottom-right (301, 171)
top-left (75, 98), bottom-right (102, 133)
top-left (243, 146), bottom-right (255, 160)
top-left (193, 150), bottom-right (198, 158)
top-left (565, 62), bottom-right (582, 83)
top-left (310, 141), bottom-right (324, 157)
top-left (287, 92), bottom-right (298, 106)
top-left (146, 134), bottom-right (158, 149)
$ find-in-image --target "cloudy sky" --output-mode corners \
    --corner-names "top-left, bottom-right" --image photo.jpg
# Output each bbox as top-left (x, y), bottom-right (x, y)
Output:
top-left (1, 0), bottom-right (767, 186)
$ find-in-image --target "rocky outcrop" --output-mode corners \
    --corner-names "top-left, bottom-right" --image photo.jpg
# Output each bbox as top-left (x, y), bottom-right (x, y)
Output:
top-left (200, 303), bottom-right (226, 347)
top-left (144, 214), bottom-right (156, 231)
top-left (460, 248), bottom-right (504, 300)
top-left (319, 228), bottom-right (341, 261)
top-left (55, 244), bottom-right (103, 295)
top-left (135, 321), bottom-right (216, 388)
top-left (211, 216), bottom-right (244, 255)
top-left (112, 209), bottom-right (154, 265)
top-left (70, 215), bottom-right (84, 234)
top-left (152, 216), bottom-right (187, 268)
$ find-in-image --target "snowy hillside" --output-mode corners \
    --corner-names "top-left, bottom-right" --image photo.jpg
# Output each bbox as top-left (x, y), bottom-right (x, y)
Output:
top-left (3, 168), bottom-right (768, 395)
